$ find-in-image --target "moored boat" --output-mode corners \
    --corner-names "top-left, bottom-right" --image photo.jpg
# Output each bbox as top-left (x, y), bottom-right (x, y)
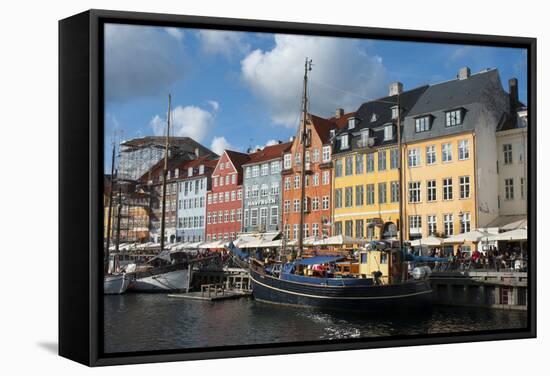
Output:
top-left (104, 273), bottom-right (131, 295)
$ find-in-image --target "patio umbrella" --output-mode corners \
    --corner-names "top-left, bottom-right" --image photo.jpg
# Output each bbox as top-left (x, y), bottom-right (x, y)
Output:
top-left (486, 228), bottom-right (527, 241)
top-left (410, 236), bottom-right (444, 247)
top-left (442, 230), bottom-right (491, 244)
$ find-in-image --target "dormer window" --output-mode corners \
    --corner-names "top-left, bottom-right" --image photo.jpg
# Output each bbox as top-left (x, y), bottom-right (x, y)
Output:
top-left (391, 106), bottom-right (399, 120)
top-left (329, 129), bottom-right (335, 139)
top-left (167, 171), bottom-right (171, 180)
top-left (188, 167), bottom-right (193, 177)
top-left (348, 117), bottom-right (357, 130)
top-left (445, 109), bottom-right (463, 127)
top-left (384, 125), bottom-right (393, 141)
top-left (341, 134), bottom-right (350, 149)
top-left (199, 165), bottom-right (204, 174)
top-left (360, 130), bottom-right (369, 146)
top-left (370, 113), bottom-right (378, 122)
top-left (174, 168), bottom-right (179, 178)
top-left (415, 116), bottom-right (431, 133)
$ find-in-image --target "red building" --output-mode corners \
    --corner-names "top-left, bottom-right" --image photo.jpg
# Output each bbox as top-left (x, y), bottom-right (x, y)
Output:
top-left (205, 150), bottom-right (250, 242)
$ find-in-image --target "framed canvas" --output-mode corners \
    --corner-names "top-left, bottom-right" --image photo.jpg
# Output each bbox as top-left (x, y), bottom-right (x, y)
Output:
top-left (59, 9), bottom-right (536, 366)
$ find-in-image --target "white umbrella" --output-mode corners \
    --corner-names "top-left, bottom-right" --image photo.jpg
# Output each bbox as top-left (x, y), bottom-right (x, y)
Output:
top-left (410, 236), bottom-right (444, 247)
top-left (486, 228), bottom-right (527, 241)
top-left (313, 234), bottom-right (365, 246)
top-left (442, 230), bottom-right (491, 244)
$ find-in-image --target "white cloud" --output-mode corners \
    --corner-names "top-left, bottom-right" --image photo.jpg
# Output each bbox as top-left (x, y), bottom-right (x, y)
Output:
top-left (105, 24), bottom-right (187, 102)
top-left (210, 136), bottom-right (233, 155)
top-left (241, 34), bottom-right (387, 127)
top-left (265, 139), bottom-right (279, 146)
top-left (150, 105), bottom-right (214, 142)
top-left (164, 27), bottom-right (184, 41)
top-left (208, 100), bottom-right (220, 112)
top-left (197, 30), bottom-right (250, 57)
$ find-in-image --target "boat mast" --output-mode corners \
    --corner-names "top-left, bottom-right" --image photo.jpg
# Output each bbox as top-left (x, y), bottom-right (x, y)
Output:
top-left (104, 142), bottom-right (116, 273)
top-left (396, 93), bottom-right (404, 251)
top-left (297, 58), bottom-right (312, 259)
top-left (115, 185), bottom-right (122, 254)
top-left (159, 94), bottom-right (172, 253)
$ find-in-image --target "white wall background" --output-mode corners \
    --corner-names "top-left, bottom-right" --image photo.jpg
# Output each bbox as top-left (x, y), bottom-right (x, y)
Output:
top-left (0, 0), bottom-right (547, 373)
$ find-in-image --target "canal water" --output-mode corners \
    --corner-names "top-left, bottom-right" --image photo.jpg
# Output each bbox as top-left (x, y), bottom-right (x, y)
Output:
top-left (104, 294), bottom-right (527, 354)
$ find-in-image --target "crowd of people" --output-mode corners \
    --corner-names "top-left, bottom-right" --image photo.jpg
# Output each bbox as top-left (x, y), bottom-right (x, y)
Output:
top-left (429, 244), bottom-right (527, 272)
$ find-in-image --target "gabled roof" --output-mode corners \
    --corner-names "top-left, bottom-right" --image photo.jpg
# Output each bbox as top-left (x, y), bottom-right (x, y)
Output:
top-left (120, 136), bottom-right (217, 157)
top-left (308, 113), bottom-right (346, 144)
top-left (243, 141), bottom-right (293, 166)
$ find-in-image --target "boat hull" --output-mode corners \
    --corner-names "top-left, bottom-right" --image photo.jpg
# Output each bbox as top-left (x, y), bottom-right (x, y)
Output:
top-left (128, 268), bottom-right (191, 292)
top-left (104, 274), bottom-right (130, 295)
top-left (250, 270), bottom-right (432, 311)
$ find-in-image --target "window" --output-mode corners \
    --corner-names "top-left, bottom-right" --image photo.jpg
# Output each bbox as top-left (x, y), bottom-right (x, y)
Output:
top-left (366, 153), bottom-right (375, 172)
top-left (207, 194), bottom-right (212, 205)
top-left (442, 143), bottom-right (452, 162)
top-left (231, 191), bottom-right (236, 201)
top-left (252, 165), bottom-right (260, 177)
top-left (271, 161), bottom-right (280, 174)
top-left (360, 130), bottom-right (369, 147)
top-left (293, 224), bottom-right (299, 240)
top-left (319, 196), bottom-right (328, 210)
top-left (237, 209), bottom-right (241, 221)
top-left (355, 185), bottom-right (364, 206)
top-left (335, 159), bottom-right (343, 177)
top-left (219, 176), bottom-right (224, 186)
top-left (378, 182), bottom-right (387, 204)
top-left (293, 199), bottom-right (301, 212)
top-left (341, 134), bottom-right (351, 150)
top-left (345, 187), bottom-right (353, 207)
top-left (294, 175), bottom-right (300, 189)
top-left (303, 198), bottom-right (308, 212)
top-left (225, 175), bottom-right (230, 185)
top-left (284, 177), bottom-right (291, 190)
top-left (427, 180), bottom-right (437, 202)
top-left (443, 178), bottom-right (453, 200)
top-left (445, 109), bottom-right (462, 127)
top-left (415, 116), bottom-right (430, 133)
top-left (426, 145), bottom-right (436, 165)
top-left (384, 125), bottom-right (393, 141)
top-left (459, 176), bottom-right (470, 199)
top-left (271, 182), bottom-right (279, 196)
top-left (322, 146), bottom-right (331, 162)
top-left (408, 148), bottom-right (420, 167)
top-left (250, 209), bottom-right (258, 227)
top-left (312, 223), bottom-right (319, 237)
top-left (409, 181), bottom-right (421, 203)
top-left (505, 178), bottom-right (514, 200)
top-left (284, 224), bottom-right (290, 240)
top-left (225, 191), bottom-right (230, 202)
top-left (378, 150), bottom-right (387, 171)
top-left (503, 144), bottom-right (513, 164)
top-left (409, 215), bottom-right (422, 236)
top-left (334, 222), bottom-right (342, 236)
top-left (427, 215), bottom-right (437, 235)
top-left (313, 149), bottom-right (320, 162)
top-left (458, 140), bottom-right (469, 160)
top-left (237, 189), bottom-right (242, 200)
top-left (366, 184), bottom-right (375, 205)
top-left (230, 209), bottom-right (235, 222)
top-left (388, 148), bottom-right (398, 170)
top-left (261, 163), bottom-right (269, 176)
top-left (391, 181), bottom-right (399, 203)
top-left (260, 184), bottom-right (268, 197)
top-left (224, 210), bottom-right (229, 223)
top-left (284, 154), bottom-right (292, 169)
top-left (335, 188), bottom-right (343, 208)
top-left (260, 207), bottom-right (268, 226)
top-left (322, 171), bottom-right (330, 185)
top-left (355, 219), bottom-right (364, 239)
top-left (231, 174), bottom-right (236, 184)
top-left (207, 213), bottom-right (211, 225)
top-left (444, 214), bottom-right (454, 236)
top-left (295, 153), bottom-right (301, 166)
top-left (520, 177), bottom-right (525, 199)
top-left (345, 220), bottom-right (353, 237)
top-left (213, 177), bottom-right (218, 187)
top-left (252, 185), bottom-right (259, 198)
top-left (313, 173), bottom-right (319, 186)
top-left (460, 212), bottom-right (471, 233)
top-left (303, 224), bottom-right (309, 238)
top-left (348, 117), bottom-right (357, 129)
top-left (355, 154), bottom-right (364, 174)
top-left (284, 200), bottom-right (290, 213)
top-left (312, 197), bottom-right (320, 211)
top-left (360, 253), bottom-right (367, 264)
top-left (345, 156), bottom-right (353, 176)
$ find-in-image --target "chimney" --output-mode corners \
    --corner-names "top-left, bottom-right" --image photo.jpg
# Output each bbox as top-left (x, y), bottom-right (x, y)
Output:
top-left (335, 108), bottom-right (345, 119)
top-left (389, 82), bottom-right (403, 96)
top-left (509, 78), bottom-right (519, 109)
top-left (458, 67), bottom-right (471, 80)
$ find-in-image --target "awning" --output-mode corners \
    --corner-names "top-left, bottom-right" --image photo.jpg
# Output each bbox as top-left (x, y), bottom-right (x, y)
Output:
top-left (410, 236), bottom-right (444, 247)
top-left (442, 230), bottom-right (491, 244)
top-left (312, 235), bottom-right (365, 246)
top-left (486, 215), bottom-right (527, 230)
top-left (294, 255), bottom-right (346, 265)
top-left (486, 228), bottom-right (527, 241)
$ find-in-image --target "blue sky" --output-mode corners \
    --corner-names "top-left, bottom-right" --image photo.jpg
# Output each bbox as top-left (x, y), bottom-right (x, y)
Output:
top-left (104, 23), bottom-right (527, 171)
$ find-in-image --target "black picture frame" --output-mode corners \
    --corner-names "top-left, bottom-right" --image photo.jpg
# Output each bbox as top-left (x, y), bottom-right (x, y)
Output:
top-left (59, 9), bottom-right (537, 367)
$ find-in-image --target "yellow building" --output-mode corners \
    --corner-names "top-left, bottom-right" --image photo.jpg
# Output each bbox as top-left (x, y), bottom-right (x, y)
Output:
top-left (331, 83), bottom-right (429, 243)
top-left (402, 132), bottom-right (477, 253)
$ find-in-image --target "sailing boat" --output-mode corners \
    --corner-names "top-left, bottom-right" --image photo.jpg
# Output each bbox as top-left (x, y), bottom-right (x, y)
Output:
top-left (104, 144), bottom-right (131, 295)
top-left (127, 94), bottom-right (192, 292)
top-left (228, 59), bottom-right (434, 310)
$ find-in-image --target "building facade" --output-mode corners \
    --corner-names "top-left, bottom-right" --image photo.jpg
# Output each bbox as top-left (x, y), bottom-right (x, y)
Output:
top-left (175, 157), bottom-right (218, 242)
top-left (205, 150), bottom-right (249, 242)
top-left (242, 142), bottom-right (292, 234)
top-left (281, 113), bottom-right (349, 242)
top-left (332, 83), bottom-right (428, 241)
top-left (401, 67), bottom-right (515, 250)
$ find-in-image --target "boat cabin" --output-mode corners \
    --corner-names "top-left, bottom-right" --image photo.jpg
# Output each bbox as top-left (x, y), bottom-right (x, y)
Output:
top-left (358, 247), bottom-right (403, 284)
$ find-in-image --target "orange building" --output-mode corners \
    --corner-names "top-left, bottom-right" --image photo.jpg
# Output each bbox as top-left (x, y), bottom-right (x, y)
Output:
top-left (281, 111), bottom-right (351, 242)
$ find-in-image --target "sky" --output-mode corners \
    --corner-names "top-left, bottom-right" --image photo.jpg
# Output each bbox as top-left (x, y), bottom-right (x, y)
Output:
top-left (104, 23), bottom-right (528, 171)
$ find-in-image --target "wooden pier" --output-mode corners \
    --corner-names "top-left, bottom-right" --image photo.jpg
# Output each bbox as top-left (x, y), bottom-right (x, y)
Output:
top-left (430, 270), bottom-right (528, 310)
